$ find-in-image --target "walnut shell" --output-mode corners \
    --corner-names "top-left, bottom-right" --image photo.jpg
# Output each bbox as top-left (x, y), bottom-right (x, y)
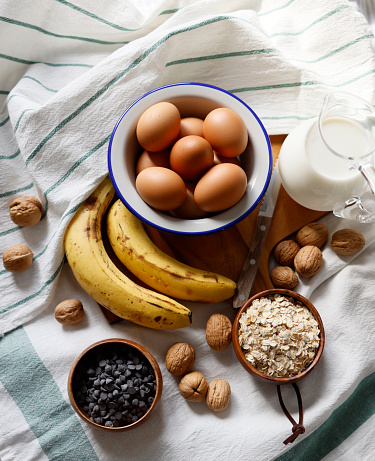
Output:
top-left (294, 245), bottom-right (323, 278)
top-left (165, 342), bottom-right (195, 376)
top-left (206, 313), bottom-right (232, 351)
top-left (296, 222), bottom-right (329, 248)
top-left (54, 299), bottom-right (84, 325)
top-left (178, 371), bottom-right (208, 402)
top-left (9, 196), bottom-right (43, 227)
top-left (206, 379), bottom-right (231, 412)
top-left (2, 244), bottom-right (33, 273)
top-left (274, 240), bottom-right (300, 266)
top-left (331, 229), bottom-right (365, 255)
top-left (270, 266), bottom-right (298, 289)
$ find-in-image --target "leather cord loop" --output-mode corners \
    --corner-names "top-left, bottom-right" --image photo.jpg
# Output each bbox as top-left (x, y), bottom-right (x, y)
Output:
top-left (277, 383), bottom-right (305, 445)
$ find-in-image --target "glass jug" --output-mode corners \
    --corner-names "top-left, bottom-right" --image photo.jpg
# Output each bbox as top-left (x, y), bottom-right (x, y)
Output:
top-left (278, 91), bottom-right (375, 222)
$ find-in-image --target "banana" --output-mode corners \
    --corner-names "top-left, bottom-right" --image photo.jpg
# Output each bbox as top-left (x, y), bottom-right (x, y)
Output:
top-left (106, 199), bottom-right (237, 303)
top-left (64, 177), bottom-right (192, 330)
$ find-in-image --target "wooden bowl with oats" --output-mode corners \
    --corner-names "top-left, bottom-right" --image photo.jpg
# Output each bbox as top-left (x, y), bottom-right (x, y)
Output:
top-left (232, 289), bottom-right (325, 385)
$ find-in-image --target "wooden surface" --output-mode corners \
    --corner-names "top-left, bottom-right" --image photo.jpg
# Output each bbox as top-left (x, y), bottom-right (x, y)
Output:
top-left (99, 135), bottom-right (328, 323)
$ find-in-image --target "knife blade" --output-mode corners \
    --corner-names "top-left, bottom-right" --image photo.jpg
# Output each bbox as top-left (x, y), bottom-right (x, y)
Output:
top-left (232, 162), bottom-right (281, 308)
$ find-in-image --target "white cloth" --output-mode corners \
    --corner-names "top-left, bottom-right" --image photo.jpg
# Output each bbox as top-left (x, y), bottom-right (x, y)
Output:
top-left (1, 1), bottom-right (375, 460)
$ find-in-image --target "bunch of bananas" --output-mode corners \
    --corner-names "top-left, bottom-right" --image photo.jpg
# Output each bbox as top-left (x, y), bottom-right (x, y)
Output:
top-left (64, 177), bottom-right (237, 330)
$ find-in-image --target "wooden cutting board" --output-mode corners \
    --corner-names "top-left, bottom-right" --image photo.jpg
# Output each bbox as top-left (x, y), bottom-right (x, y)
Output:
top-left (99, 135), bottom-right (328, 323)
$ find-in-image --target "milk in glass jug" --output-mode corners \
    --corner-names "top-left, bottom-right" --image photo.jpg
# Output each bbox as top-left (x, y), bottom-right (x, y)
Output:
top-left (278, 91), bottom-right (375, 222)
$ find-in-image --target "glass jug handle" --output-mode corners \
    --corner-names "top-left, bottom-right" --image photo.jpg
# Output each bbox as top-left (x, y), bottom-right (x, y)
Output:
top-left (359, 161), bottom-right (375, 196)
top-left (336, 161), bottom-right (375, 223)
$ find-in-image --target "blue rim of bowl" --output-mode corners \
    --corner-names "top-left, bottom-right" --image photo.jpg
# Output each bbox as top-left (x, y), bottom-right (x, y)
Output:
top-left (108, 82), bottom-right (272, 236)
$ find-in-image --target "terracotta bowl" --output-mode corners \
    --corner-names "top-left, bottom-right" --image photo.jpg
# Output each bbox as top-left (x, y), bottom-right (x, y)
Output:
top-left (68, 338), bottom-right (163, 431)
top-left (232, 289), bottom-right (325, 385)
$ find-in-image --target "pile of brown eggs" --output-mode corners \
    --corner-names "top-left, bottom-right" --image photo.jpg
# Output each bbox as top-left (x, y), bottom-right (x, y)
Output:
top-left (134, 101), bottom-right (249, 219)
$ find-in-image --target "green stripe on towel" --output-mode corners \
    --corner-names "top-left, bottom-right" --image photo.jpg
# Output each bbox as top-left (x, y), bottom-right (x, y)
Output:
top-left (55, 0), bottom-right (137, 31)
top-left (0, 16), bottom-right (128, 45)
top-left (0, 116), bottom-right (10, 126)
top-left (0, 149), bottom-right (20, 160)
top-left (165, 34), bottom-right (373, 68)
top-left (230, 68), bottom-right (375, 93)
top-left (0, 182), bottom-right (34, 198)
top-left (258, 0), bottom-right (296, 16)
top-left (0, 52), bottom-right (94, 68)
top-left (268, 5), bottom-right (351, 38)
top-left (276, 370), bottom-right (375, 461)
top-left (0, 327), bottom-right (98, 460)
top-left (21, 75), bottom-right (58, 93)
top-left (0, 259), bottom-right (64, 313)
top-left (56, 0), bottom-right (179, 28)
top-left (13, 109), bottom-right (34, 133)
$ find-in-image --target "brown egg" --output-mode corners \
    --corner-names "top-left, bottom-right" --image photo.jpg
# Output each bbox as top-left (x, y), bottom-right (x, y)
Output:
top-left (170, 182), bottom-right (209, 219)
top-left (194, 163), bottom-right (247, 212)
top-left (178, 117), bottom-right (204, 139)
top-left (213, 152), bottom-right (241, 166)
top-left (203, 107), bottom-right (248, 157)
top-left (136, 102), bottom-right (181, 152)
top-left (136, 167), bottom-right (187, 211)
top-left (136, 149), bottom-right (170, 175)
top-left (170, 135), bottom-right (214, 181)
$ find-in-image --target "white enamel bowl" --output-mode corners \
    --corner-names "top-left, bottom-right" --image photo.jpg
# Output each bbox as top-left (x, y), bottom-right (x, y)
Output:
top-left (108, 82), bottom-right (272, 235)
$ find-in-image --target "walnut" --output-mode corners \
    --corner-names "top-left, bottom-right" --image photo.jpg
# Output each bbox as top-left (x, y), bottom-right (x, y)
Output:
top-left (206, 379), bottom-right (231, 411)
top-left (296, 222), bottom-right (329, 248)
top-left (331, 229), bottom-right (365, 255)
top-left (165, 342), bottom-right (195, 376)
top-left (178, 371), bottom-right (208, 402)
top-left (274, 240), bottom-right (300, 266)
top-left (9, 196), bottom-right (43, 227)
top-left (294, 245), bottom-right (323, 278)
top-left (54, 299), bottom-right (84, 325)
top-left (270, 266), bottom-right (298, 289)
top-left (2, 244), bottom-right (33, 272)
top-left (206, 313), bottom-right (232, 351)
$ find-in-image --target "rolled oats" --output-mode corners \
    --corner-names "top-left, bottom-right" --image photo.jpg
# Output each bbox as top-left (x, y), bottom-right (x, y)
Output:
top-left (238, 294), bottom-right (320, 378)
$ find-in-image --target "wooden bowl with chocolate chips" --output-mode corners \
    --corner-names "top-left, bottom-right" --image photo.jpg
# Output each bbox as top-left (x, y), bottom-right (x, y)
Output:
top-left (68, 338), bottom-right (163, 432)
top-left (232, 289), bottom-right (325, 385)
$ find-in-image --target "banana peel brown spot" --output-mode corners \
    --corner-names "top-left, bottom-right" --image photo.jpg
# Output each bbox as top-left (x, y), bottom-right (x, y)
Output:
top-left (168, 272), bottom-right (184, 280)
top-left (85, 196), bottom-right (97, 209)
top-left (154, 316), bottom-right (161, 322)
top-left (91, 219), bottom-right (99, 241)
top-left (149, 301), bottom-right (181, 310)
top-left (118, 223), bottom-right (129, 241)
top-left (76, 272), bottom-right (94, 289)
top-left (202, 273), bottom-right (219, 282)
